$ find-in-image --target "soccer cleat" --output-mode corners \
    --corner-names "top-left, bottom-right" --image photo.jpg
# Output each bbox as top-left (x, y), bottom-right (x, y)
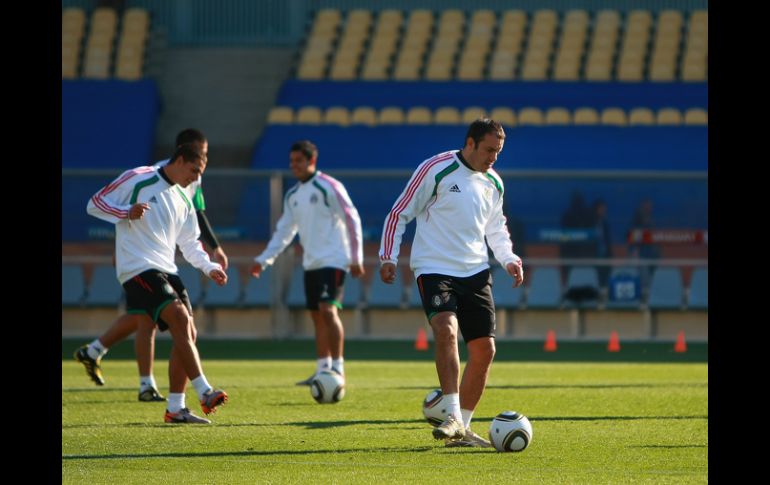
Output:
top-left (200, 388), bottom-right (228, 415)
top-left (445, 428), bottom-right (492, 448)
top-left (138, 387), bottom-right (167, 402)
top-left (164, 408), bottom-right (211, 424)
top-left (295, 373), bottom-right (317, 386)
top-left (432, 415), bottom-right (466, 440)
top-left (74, 345), bottom-right (105, 386)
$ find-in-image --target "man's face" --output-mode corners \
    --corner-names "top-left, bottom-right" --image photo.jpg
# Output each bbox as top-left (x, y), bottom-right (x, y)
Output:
top-left (289, 150), bottom-right (314, 180)
top-left (466, 133), bottom-right (505, 173)
top-left (175, 158), bottom-right (206, 187)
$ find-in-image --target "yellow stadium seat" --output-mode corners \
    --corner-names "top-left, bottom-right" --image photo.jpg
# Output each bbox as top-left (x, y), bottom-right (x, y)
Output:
top-left (656, 108), bottom-right (683, 125)
top-left (350, 107), bottom-right (377, 126)
top-left (406, 107), bottom-right (432, 124)
top-left (115, 61), bottom-right (142, 81)
top-left (517, 108), bottom-right (544, 126)
top-left (434, 107), bottom-right (461, 124)
top-left (323, 107), bottom-right (350, 126)
top-left (628, 108), bottom-right (655, 125)
top-left (490, 107), bottom-right (516, 127)
top-left (545, 108), bottom-right (570, 125)
top-left (601, 108), bottom-right (627, 126)
top-left (296, 106), bottom-right (323, 124)
top-left (683, 108), bottom-right (708, 125)
top-left (267, 107), bottom-right (294, 124)
top-left (462, 107), bottom-right (487, 124)
top-left (378, 107), bottom-right (405, 124)
top-left (573, 108), bottom-right (599, 125)
top-left (681, 63), bottom-right (707, 82)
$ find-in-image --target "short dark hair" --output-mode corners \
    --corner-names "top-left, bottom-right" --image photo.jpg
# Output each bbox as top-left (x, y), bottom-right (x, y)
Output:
top-left (171, 142), bottom-right (207, 164)
top-left (175, 129), bottom-right (207, 147)
top-left (290, 140), bottom-right (318, 160)
top-left (464, 119), bottom-right (505, 148)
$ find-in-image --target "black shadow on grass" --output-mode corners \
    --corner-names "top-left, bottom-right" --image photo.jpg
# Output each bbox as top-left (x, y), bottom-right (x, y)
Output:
top-left (62, 387), bottom-right (136, 393)
top-left (62, 446), bottom-right (434, 461)
top-left (289, 419), bottom-right (426, 429)
top-left (63, 418), bottom-right (429, 430)
top-left (396, 383), bottom-right (708, 391)
top-left (475, 415), bottom-right (708, 422)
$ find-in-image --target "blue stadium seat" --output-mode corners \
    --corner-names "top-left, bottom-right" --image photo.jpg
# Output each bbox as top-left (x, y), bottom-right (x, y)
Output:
top-left (62, 264), bottom-right (85, 306)
top-left (647, 267), bottom-right (684, 309)
top-left (688, 267), bottom-right (708, 310)
top-left (286, 265), bottom-right (306, 308)
top-left (342, 275), bottom-right (363, 309)
top-left (367, 272), bottom-right (404, 307)
top-left (563, 267), bottom-right (600, 309)
top-left (177, 265), bottom-right (204, 306)
top-left (605, 267), bottom-right (642, 310)
top-left (526, 267), bottom-right (562, 309)
top-left (84, 265), bottom-right (123, 306)
top-left (491, 266), bottom-right (524, 309)
top-left (203, 267), bottom-right (242, 306)
top-left (242, 267), bottom-right (272, 307)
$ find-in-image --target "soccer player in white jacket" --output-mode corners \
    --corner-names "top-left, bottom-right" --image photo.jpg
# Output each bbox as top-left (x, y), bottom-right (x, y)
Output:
top-left (379, 119), bottom-right (524, 447)
top-left (250, 140), bottom-right (364, 385)
top-left (80, 143), bottom-right (229, 424)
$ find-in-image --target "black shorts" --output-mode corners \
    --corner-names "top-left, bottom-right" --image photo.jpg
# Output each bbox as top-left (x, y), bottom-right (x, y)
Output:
top-left (122, 269), bottom-right (192, 331)
top-left (305, 267), bottom-right (346, 310)
top-left (416, 269), bottom-right (496, 342)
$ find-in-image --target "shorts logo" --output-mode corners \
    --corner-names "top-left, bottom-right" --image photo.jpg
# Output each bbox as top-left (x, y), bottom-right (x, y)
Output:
top-left (432, 295), bottom-right (442, 307)
top-left (163, 283), bottom-right (174, 295)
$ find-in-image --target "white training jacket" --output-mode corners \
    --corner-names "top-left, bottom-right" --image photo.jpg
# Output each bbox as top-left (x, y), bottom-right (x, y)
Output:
top-left (255, 170), bottom-right (363, 272)
top-left (379, 150), bottom-right (521, 278)
top-left (86, 165), bottom-right (221, 284)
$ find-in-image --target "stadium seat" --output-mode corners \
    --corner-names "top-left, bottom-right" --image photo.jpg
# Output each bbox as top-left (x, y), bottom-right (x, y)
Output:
top-left (350, 106), bottom-right (377, 126)
top-left (491, 266), bottom-right (524, 309)
top-left (687, 267), bottom-right (708, 310)
top-left (286, 265), bottom-right (306, 308)
top-left (605, 267), bottom-right (642, 310)
top-left (268, 106), bottom-right (294, 124)
top-left (601, 107), bottom-right (627, 126)
top-left (490, 107), bottom-right (516, 126)
top-left (62, 264), bottom-right (85, 306)
top-left (84, 265), bottom-right (123, 306)
top-left (379, 106), bottom-right (405, 124)
top-left (342, 276), bottom-right (364, 309)
top-left (647, 267), bottom-right (684, 309)
top-left (563, 267), bottom-right (600, 309)
top-left (242, 267), bottom-right (272, 307)
top-left (367, 273), bottom-right (404, 307)
top-left (462, 106), bottom-right (487, 124)
top-left (628, 107), bottom-right (655, 125)
top-left (656, 108), bottom-right (683, 125)
top-left (323, 106), bottom-right (350, 126)
top-left (204, 267), bottom-right (242, 306)
top-left (526, 267), bottom-right (562, 309)
top-left (296, 106), bottom-right (323, 124)
top-left (406, 106), bottom-right (432, 124)
top-left (434, 107), bottom-right (461, 125)
top-left (177, 265), bottom-right (204, 306)
top-left (573, 107), bottom-right (599, 125)
top-left (545, 107), bottom-right (570, 125)
top-left (684, 108), bottom-right (708, 125)
top-left (518, 107), bottom-right (544, 126)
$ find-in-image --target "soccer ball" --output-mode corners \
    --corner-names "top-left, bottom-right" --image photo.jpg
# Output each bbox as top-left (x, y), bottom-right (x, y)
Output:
top-left (489, 411), bottom-right (533, 452)
top-left (309, 370), bottom-right (345, 404)
top-left (422, 389), bottom-right (449, 427)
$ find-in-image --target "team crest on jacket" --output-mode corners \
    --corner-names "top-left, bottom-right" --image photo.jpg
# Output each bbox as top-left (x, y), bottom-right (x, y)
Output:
top-left (484, 186), bottom-right (493, 200)
top-left (310, 194), bottom-right (318, 204)
top-left (432, 295), bottom-right (442, 307)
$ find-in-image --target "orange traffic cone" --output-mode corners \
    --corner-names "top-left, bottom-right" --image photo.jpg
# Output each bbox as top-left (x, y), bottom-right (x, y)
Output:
top-left (674, 331), bottom-right (687, 353)
top-left (415, 327), bottom-right (429, 351)
top-left (607, 331), bottom-right (621, 352)
top-left (544, 330), bottom-right (557, 352)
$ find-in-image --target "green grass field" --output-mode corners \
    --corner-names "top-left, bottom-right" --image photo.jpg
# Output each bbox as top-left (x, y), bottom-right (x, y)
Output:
top-left (62, 340), bottom-right (707, 484)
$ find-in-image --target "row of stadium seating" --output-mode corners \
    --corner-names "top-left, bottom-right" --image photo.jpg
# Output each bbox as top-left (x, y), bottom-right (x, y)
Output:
top-left (268, 105), bottom-right (707, 126)
top-left (63, 264), bottom-right (707, 311)
top-left (62, 6), bottom-right (150, 80)
top-left (298, 8), bottom-right (707, 81)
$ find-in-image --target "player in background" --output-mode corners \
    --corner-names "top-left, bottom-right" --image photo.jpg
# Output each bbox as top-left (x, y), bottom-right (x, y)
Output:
top-left (75, 129), bottom-right (228, 403)
top-left (81, 143), bottom-right (228, 423)
top-left (250, 140), bottom-right (364, 385)
top-left (379, 119), bottom-right (524, 447)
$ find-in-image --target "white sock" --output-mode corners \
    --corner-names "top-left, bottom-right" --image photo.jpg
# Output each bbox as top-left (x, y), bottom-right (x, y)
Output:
top-left (331, 358), bottom-right (344, 375)
top-left (139, 375), bottom-right (157, 391)
top-left (191, 375), bottom-right (213, 400)
top-left (461, 408), bottom-right (474, 429)
top-left (87, 339), bottom-right (108, 360)
top-left (444, 393), bottom-right (462, 421)
top-left (317, 357), bottom-right (332, 373)
top-left (167, 393), bottom-right (185, 413)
